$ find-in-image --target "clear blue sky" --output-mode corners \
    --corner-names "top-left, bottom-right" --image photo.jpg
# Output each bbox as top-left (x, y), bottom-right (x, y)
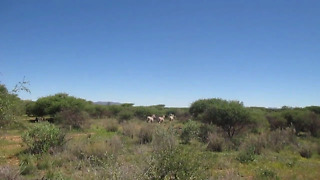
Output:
top-left (1, 0), bottom-right (319, 108)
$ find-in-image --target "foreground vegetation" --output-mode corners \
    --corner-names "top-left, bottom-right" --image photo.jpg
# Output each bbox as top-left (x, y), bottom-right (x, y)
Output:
top-left (1, 84), bottom-right (320, 179)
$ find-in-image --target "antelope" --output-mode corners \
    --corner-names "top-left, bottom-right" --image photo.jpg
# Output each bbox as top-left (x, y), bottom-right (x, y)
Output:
top-left (147, 114), bottom-right (156, 123)
top-left (169, 114), bottom-right (175, 121)
top-left (158, 115), bottom-right (165, 123)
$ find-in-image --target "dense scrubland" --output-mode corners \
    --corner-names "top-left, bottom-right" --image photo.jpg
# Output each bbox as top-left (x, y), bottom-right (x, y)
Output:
top-left (1, 84), bottom-right (320, 179)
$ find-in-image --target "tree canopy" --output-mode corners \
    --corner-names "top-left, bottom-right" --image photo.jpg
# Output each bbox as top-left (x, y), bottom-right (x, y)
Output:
top-left (190, 98), bottom-right (251, 137)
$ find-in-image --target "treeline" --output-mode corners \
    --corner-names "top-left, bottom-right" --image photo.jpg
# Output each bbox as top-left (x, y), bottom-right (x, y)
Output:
top-left (24, 93), bottom-right (189, 127)
top-left (1, 81), bottom-right (320, 138)
top-left (190, 98), bottom-right (320, 138)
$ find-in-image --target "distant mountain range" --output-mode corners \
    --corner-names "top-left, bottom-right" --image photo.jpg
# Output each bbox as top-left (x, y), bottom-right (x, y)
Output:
top-left (94, 101), bottom-right (121, 106)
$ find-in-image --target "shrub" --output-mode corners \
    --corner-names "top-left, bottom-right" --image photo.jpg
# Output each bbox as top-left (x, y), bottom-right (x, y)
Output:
top-left (73, 142), bottom-right (104, 160)
top-left (174, 108), bottom-right (191, 122)
top-left (55, 108), bottom-right (89, 129)
top-left (198, 124), bottom-right (217, 142)
top-left (306, 106), bottom-right (320, 115)
top-left (37, 154), bottom-right (51, 170)
top-left (44, 170), bottom-right (66, 180)
top-left (146, 146), bottom-right (208, 179)
top-left (122, 121), bottom-right (139, 139)
top-left (107, 105), bottom-right (122, 117)
top-left (248, 108), bottom-right (269, 133)
top-left (139, 124), bottom-right (154, 144)
top-left (236, 146), bottom-right (256, 163)
top-left (106, 135), bottom-right (123, 155)
top-left (266, 112), bottom-right (287, 130)
top-left (283, 109), bottom-right (320, 137)
top-left (105, 119), bottom-right (119, 132)
top-left (267, 127), bottom-right (297, 152)
top-left (22, 123), bottom-right (65, 154)
top-left (207, 132), bottom-right (224, 152)
top-left (118, 110), bottom-right (134, 123)
top-left (310, 115), bottom-right (320, 137)
top-left (299, 145), bottom-right (312, 158)
top-left (257, 168), bottom-right (279, 180)
top-left (180, 120), bottom-right (200, 144)
top-left (240, 134), bottom-right (267, 155)
top-left (89, 105), bottom-right (110, 119)
top-left (31, 93), bottom-right (89, 117)
top-left (191, 98), bottom-right (252, 137)
top-left (0, 83), bottom-right (29, 128)
top-left (134, 106), bottom-right (157, 119)
top-left (19, 154), bottom-right (36, 175)
top-left (152, 126), bottom-right (177, 152)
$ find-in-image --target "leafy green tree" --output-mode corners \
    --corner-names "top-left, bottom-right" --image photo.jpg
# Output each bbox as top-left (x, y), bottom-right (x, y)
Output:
top-left (190, 98), bottom-right (251, 137)
top-left (283, 109), bottom-right (320, 136)
top-left (0, 79), bottom-right (30, 127)
top-left (306, 106), bottom-right (320, 115)
top-left (31, 93), bottom-right (89, 117)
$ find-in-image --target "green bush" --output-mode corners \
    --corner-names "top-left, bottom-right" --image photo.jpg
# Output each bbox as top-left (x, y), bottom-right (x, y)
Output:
top-left (139, 124), bottom-right (154, 144)
top-left (30, 93), bottom-right (89, 117)
top-left (107, 105), bottom-right (122, 117)
top-left (134, 106), bottom-right (157, 119)
top-left (36, 155), bottom-right (51, 170)
top-left (122, 121), bottom-right (139, 139)
top-left (198, 124), bottom-right (217, 142)
top-left (55, 108), bottom-right (89, 129)
top-left (44, 170), bottom-right (67, 180)
top-left (19, 154), bottom-right (36, 175)
top-left (22, 123), bottom-right (65, 154)
top-left (152, 126), bottom-right (177, 152)
top-left (207, 133), bottom-right (224, 152)
top-left (190, 98), bottom-right (252, 137)
top-left (267, 127), bottom-right (297, 152)
top-left (299, 145), bottom-right (312, 158)
top-left (180, 120), bottom-right (200, 144)
top-left (0, 84), bottom-right (25, 127)
top-left (257, 168), bottom-right (279, 180)
top-left (266, 112), bottom-right (287, 130)
top-left (88, 105), bottom-right (110, 119)
top-left (118, 110), bottom-right (134, 122)
top-left (283, 109), bottom-right (320, 137)
top-left (146, 146), bottom-right (208, 179)
top-left (240, 134), bottom-right (267, 155)
top-left (236, 146), bottom-right (256, 163)
top-left (105, 120), bottom-right (119, 132)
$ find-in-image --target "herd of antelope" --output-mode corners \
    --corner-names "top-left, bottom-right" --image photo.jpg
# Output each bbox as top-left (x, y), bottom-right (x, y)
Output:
top-left (146, 113), bottom-right (175, 123)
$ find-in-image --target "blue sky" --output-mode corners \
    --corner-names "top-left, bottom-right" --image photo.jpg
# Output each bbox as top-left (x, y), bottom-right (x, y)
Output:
top-left (1, 0), bottom-right (319, 107)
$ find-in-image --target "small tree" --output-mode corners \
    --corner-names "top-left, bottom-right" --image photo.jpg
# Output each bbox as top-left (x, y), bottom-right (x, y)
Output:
top-left (55, 108), bottom-right (89, 129)
top-left (0, 79), bottom-right (30, 127)
top-left (190, 98), bottom-right (251, 138)
top-left (22, 123), bottom-right (65, 154)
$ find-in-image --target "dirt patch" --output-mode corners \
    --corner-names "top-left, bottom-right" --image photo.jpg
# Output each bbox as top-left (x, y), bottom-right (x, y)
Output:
top-left (1, 136), bottom-right (22, 143)
top-left (0, 135), bottom-right (23, 167)
top-left (6, 156), bottom-right (19, 166)
top-left (67, 132), bottom-right (95, 138)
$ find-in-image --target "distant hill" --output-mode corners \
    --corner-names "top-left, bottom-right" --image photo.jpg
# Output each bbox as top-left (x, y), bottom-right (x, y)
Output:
top-left (94, 101), bottom-right (121, 106)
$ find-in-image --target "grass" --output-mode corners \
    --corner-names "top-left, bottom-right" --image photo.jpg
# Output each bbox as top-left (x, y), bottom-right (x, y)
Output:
top-left (1, 117), bottom-right (320, 179)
